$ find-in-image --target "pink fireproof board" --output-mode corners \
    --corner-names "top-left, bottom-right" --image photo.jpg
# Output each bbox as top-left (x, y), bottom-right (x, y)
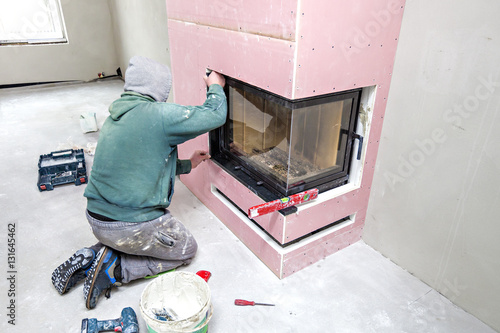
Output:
top-left (166, 0), bottom-right (406, 278)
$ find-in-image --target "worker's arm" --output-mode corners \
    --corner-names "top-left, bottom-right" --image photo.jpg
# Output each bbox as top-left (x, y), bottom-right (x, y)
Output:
top-left (161, 72), bottom-right (228, 146)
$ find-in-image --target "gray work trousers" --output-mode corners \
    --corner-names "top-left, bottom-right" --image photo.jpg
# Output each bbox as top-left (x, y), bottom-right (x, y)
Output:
top-left (86, 210), bottom-right (198, 283)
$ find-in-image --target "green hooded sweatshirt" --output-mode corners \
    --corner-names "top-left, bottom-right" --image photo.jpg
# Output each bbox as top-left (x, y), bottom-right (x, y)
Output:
top-left (84, 84), bottom-right (227, 222)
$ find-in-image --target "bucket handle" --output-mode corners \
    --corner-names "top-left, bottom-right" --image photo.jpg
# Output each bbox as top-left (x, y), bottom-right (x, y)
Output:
top-left (196, 270), bottom-right (211, 282)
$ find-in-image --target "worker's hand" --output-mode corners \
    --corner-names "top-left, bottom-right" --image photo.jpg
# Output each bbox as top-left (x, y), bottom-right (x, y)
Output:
top-left (204, 71), bottom-right (226, 88)
top-left (190, 150), bottom-right (210, 169)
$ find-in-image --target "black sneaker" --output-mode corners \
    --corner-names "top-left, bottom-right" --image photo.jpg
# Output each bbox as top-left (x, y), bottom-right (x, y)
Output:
top-left (52, 248), bottom-right (95, 295)
top-left (83, 246), bottom-right (121, 309)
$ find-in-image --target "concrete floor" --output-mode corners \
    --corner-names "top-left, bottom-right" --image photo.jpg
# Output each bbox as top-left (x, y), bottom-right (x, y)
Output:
top-left (0, 79), bottom-right (495, 333)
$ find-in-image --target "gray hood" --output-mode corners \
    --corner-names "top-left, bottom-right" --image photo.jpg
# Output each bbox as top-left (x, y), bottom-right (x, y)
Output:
top-left (123, 56), bottom-right (172, 102)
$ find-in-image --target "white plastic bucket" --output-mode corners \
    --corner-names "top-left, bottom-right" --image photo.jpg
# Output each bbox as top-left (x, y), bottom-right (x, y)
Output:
top-left (140, 271), bottom-right (212, 333)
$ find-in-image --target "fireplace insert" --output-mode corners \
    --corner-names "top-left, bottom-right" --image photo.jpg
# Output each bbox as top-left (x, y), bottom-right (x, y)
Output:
top-left (210, 77), bottom-right (363, 200)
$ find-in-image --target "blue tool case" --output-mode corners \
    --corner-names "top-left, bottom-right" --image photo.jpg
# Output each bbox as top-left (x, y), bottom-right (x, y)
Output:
top-left (37, 149), bottom-right (87, 191)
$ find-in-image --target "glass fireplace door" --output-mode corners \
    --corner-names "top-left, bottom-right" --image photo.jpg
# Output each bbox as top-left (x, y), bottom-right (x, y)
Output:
top-left (212, 78), bottom-right (361, 197)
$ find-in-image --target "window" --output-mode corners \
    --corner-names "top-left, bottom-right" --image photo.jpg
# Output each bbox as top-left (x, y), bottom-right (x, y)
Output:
top-left (0, 0), bottom-right (67, 45)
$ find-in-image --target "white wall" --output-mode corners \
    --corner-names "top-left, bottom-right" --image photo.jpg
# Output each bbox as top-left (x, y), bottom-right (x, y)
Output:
top-left (0, 0), bottom-right (118, 85)
top-left (363, 0), bottom-right (500, 330)
top-left (107, 0), bottom-right (172, 101)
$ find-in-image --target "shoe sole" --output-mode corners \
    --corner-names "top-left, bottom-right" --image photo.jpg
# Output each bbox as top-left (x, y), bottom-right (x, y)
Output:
top-left (84, 247), bottom-right (108, 309)
top-left (52, 250), bottom-right (92, 295)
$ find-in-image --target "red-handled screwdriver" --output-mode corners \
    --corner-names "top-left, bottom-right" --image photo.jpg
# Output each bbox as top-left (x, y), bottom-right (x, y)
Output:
top-left (234, 299), bottom-right (275, 306)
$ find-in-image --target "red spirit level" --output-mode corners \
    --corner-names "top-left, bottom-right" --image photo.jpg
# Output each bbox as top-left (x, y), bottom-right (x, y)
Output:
top-left (248, 188), bottom-right (319, 218)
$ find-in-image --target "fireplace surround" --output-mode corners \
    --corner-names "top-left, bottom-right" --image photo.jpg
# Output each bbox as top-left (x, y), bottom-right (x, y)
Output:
top-left (166, 0), bottom-right (406, 278)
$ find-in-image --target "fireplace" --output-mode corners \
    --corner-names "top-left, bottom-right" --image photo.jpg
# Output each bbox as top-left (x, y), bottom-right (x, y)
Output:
top-left (210, 78), bottom-right (363, 200)
top-left (166, 0), bottom-right (406, 278)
